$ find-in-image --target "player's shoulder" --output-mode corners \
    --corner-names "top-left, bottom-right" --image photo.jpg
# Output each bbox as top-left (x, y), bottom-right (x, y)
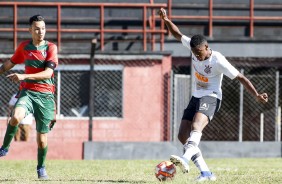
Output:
top-left (212, 50), bottom-right (225, 57)
top-left (211, 50), bottom-right (227, 62)
top-left (46, 41), bottom-right (58, 52)
top-left (46, 41), bottom-right (57, 48)
top-left (18, 40), bottom-right (31, 48)
top-left (181, 35), bottom-right (191, 43)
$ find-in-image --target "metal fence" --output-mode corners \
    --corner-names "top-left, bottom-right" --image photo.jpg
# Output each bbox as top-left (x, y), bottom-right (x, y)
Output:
top-left (0, 62), bottom-right (124, 119)
top-left (172, 64), bottom-right (281, 142)
top-left (0, 57), bottom-right (281, 142)
top-left (57, 65), bottom-right (123, 118)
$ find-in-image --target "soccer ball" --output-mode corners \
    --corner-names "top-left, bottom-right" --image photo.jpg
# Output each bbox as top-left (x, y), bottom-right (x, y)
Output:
top-left (155, 161), bottom-right (176, 181)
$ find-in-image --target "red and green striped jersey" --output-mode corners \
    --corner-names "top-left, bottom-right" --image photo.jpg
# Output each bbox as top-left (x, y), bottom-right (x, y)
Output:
top-left (10, 40), bottom-right (58, 94)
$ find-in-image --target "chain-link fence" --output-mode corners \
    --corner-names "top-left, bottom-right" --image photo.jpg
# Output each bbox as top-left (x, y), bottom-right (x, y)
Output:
top-left (172, 59), bottom-right (281, 142)
top-left (0, 61), bottom-right (24, 116)
top-left (57, 65), bottom-right (123, 118)
top-left (0, 56), bottom-right (281, 142)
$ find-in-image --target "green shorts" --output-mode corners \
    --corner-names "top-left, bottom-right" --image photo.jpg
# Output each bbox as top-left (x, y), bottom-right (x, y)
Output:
top-left (15, 90), bottom-right (56, 133)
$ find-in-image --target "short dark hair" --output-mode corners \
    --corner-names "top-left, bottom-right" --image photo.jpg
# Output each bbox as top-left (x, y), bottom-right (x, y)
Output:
top-left (190, 34), bottom-right (207, 48)
top-left (29, 15), bottom-right (45, 26)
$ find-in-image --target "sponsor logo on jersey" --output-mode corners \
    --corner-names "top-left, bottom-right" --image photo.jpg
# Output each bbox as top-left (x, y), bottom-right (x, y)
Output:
top-left (204, 65), bottom-right (212, 74)
top-left (195, 71), bottom-right (208, 83)
top-left (199, 102), bottom-right (209, 111)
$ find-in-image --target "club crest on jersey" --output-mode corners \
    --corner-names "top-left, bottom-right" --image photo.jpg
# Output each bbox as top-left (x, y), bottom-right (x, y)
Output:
top-left (41, 50), bottom-right (47, 58)
top-left (204, 65), bottom-right (212, 74)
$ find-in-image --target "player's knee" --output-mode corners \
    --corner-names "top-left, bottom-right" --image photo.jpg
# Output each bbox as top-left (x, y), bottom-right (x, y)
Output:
top-left (9, 115), bottom-right (23, 126)
top-left (192, 121), bottom-right (208, 131)
top-left (10, 108), bottom-right (25, 126)
top-left (38, 143), bottom-right (45, 149)
top-left (37, 133), bottom-right (48, 148)
top-left (37, 140), bottom-right (47, 148)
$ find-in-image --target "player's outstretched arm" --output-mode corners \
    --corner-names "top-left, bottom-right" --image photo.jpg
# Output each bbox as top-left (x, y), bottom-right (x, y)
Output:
top-left (0, 60), bottom-right (15, 75)
top-left (158, 8), bottom-right (183, 41)
top-left (236, 73), bottom-right (268, 103)
top-left (6, 68), bottom-right (54, 82)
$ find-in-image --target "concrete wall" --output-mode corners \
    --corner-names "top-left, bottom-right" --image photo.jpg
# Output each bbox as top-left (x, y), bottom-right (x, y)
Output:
top-left (158, 42), bottom-right (282, 58)
top-left (84, 141), bottom-right (282, 160)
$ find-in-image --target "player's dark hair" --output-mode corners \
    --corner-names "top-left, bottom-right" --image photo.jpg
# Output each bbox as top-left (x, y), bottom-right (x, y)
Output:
top-left (190, 34), bottom-right (207, 48)
top-left (29, 15), bottom-right (45, 26)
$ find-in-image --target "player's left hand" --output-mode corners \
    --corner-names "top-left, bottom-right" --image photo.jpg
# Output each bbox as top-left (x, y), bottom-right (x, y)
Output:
top-left (49, 120), bottom-right (56, 131)
top-left (6, 73), bottom-right (26, 82)
top-left (256, 93), bottom-right (268, 103)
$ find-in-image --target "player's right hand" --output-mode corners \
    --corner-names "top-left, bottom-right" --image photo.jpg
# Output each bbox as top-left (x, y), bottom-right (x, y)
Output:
top-left (256, 93), bottom-right (268, 103)
top-left (158, 8), bottom-right (167, 20)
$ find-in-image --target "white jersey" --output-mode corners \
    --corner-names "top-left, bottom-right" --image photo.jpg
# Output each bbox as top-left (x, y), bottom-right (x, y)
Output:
top-left (181, 35), bottom-right (239, 100)
top-left (8, 94), bottom-right (33, 125)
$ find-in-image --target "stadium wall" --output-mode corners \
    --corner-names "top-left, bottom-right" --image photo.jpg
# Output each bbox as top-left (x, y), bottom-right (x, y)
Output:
top-left (0, 53), bottom-right (172, 160)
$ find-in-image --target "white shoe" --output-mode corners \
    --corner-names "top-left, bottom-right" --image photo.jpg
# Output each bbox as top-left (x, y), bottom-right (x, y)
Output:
top-left (196, 172), bottom-right (216, 182)
top-left (170, 155), bottom-right (189, 173)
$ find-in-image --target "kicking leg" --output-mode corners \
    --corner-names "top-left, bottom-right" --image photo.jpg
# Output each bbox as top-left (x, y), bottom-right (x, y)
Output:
top-left (170, 119), bottom-right (192, 173)
top-left (182, 112), bottom-right (207, 162)
top-left (171, 112), bottom-right (208, 174)
top-left (187, 112), bottom-right (215, 181)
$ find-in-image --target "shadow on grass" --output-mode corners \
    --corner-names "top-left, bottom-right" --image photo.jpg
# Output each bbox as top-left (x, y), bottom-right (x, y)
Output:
top-left (0, 179), bottom-right (148, 183)
top-left (70, 179), bottom-right (148, 183)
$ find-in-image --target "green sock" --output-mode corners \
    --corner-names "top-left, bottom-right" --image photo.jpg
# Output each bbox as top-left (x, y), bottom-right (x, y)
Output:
top-left (2, 124), bottom-right (18, 150)
top-left (37, 146), bottom-right (48, 168)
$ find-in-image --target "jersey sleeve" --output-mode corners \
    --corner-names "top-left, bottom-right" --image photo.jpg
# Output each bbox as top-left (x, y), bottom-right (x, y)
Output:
top-left (216, 53), bottom-right (239, 80)
top-left (46, 43), bottom-right (58, 69)
top-left (181, 35), bottom-right (191, 50)
top-left (10, 42), bottom-right (25, 64)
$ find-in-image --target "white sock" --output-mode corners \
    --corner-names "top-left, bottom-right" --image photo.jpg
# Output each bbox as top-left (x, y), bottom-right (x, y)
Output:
top-left (191, 149), bottom-right (211, 173)
top-left (182, 130), bottom-right (202, 161)
top-left (188, 130), bottom-right (202, 146)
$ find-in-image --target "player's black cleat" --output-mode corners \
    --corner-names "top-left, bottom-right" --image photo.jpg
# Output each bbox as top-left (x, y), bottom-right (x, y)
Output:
top-left (0, 147), bottom-right (8, 157)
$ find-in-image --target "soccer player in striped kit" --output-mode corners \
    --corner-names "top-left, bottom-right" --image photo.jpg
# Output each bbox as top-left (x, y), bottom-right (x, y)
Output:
top-left (159, 8), bottom-right (268, 182)
top-left (0, 15), bottom-right (58, 180)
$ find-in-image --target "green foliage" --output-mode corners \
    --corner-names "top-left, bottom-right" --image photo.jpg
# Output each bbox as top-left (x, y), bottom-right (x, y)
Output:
top-left (0, 158), bottom-right (281, 183)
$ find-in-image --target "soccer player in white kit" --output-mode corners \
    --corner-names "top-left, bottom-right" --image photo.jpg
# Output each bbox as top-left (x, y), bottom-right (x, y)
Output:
top-left (159, 8), bottom-right (268, 182)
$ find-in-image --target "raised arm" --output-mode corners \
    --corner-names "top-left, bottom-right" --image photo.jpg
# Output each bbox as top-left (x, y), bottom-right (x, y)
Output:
top-left (236, 73), bottom-right (268, 103)
top-left (158, 8), bottom-right (183, 41)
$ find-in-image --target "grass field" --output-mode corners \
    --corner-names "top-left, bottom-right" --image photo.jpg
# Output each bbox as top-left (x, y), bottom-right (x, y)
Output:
top-left (0, 158), bottom-right (281, 183)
